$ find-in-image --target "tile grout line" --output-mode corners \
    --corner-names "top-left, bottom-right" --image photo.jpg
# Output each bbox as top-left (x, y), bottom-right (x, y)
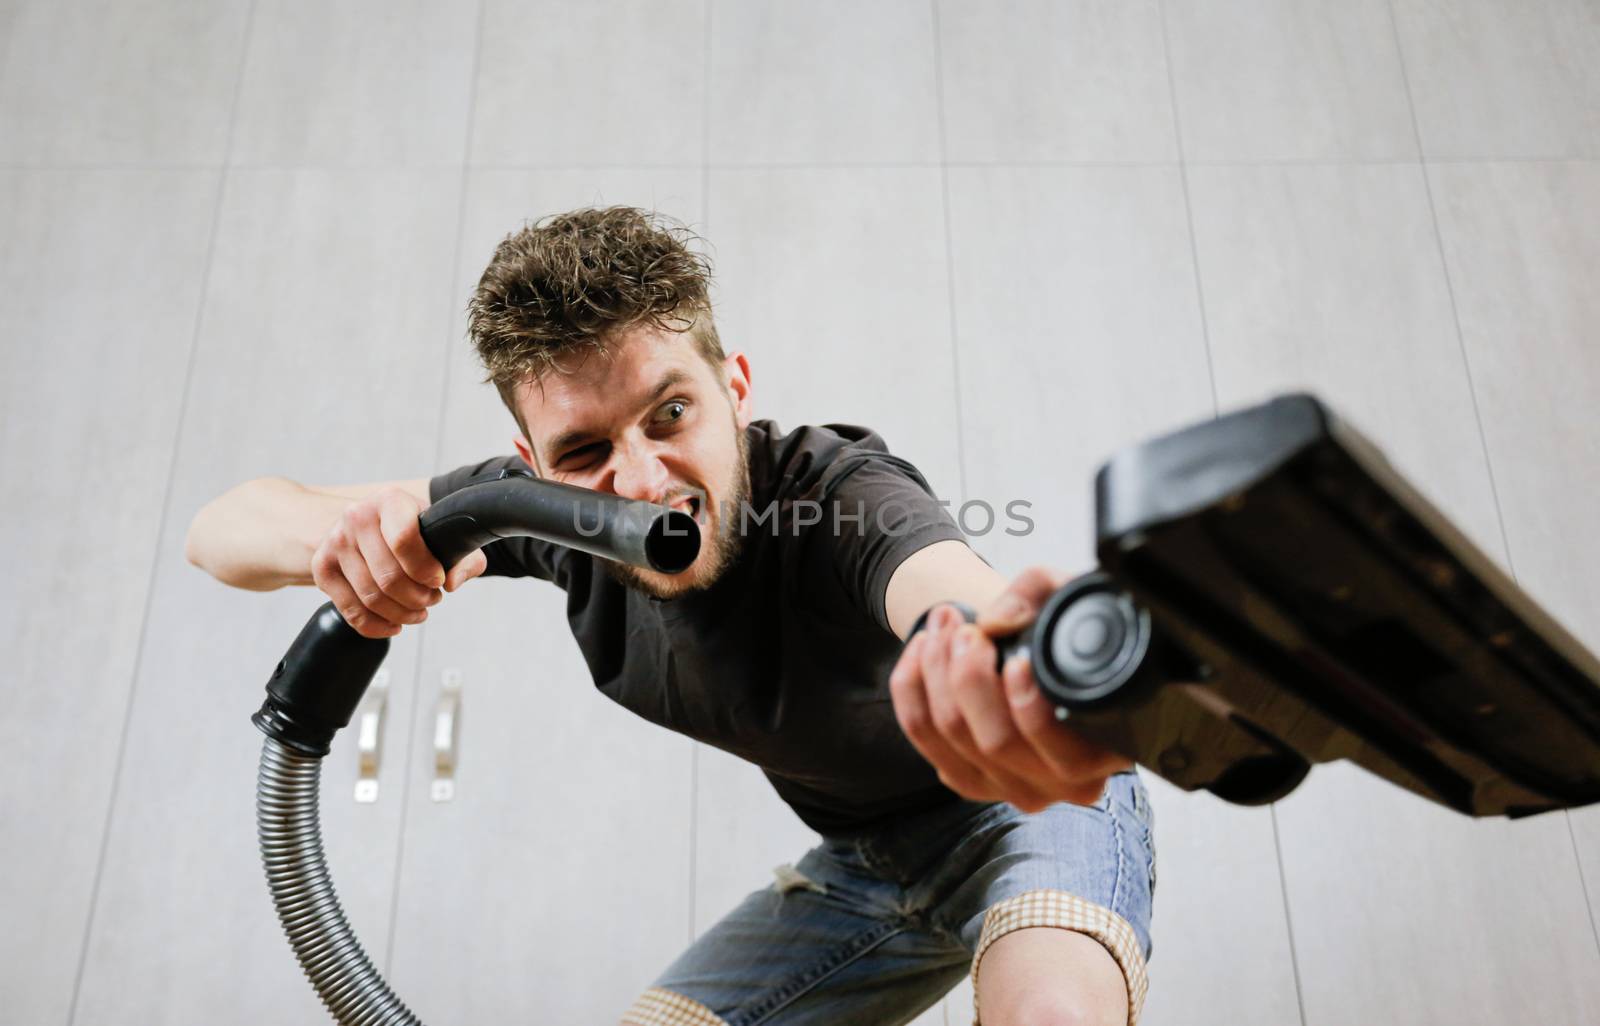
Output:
top-left (63, 2), bottom-right (261, 1022)
top-left (5, 156), bottom-right (1599, 173)
top-left (688, 0), bottom-right (714, 948)
top-left (1160, 2), bottom-right (1308, 1025)
top-left (1381, 0), bottom-right (1517, 579)
top-left (379, 0), bottom-right (490, 980)
top-left (1382, 0), bottom-right (1516, 589)
top-left (1155, 0), bottom-right (1220, 419)
top-left (928, 0), bottom-right (968, 518)
top-left (1386, 0), bottom-right (1600, 964)
top-left (1269, 804), bottom-right (1311, 1026)
top-left (1568, 816), bottom-right (1600, 962)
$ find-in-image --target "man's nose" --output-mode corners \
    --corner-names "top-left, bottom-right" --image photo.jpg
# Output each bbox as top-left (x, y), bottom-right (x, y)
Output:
top-left (611, 449), bottom-right (670, 505)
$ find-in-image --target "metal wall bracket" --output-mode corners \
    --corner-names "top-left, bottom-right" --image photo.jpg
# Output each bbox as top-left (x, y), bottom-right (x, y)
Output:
top-left (354, 669), bottom-right (389, 803)
top-left (432, 668), bottom-right (462, 802)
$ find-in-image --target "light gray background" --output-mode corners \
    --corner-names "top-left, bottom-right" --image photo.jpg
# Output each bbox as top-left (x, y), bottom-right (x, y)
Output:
top-left (2, 1), bottom-right (1598, 1024)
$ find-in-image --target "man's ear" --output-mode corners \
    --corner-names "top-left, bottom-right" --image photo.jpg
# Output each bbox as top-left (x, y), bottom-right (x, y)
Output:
top-left (724, 351), bottom-right (753, 429)
top-left (513, 433), bottom-right (540, 476)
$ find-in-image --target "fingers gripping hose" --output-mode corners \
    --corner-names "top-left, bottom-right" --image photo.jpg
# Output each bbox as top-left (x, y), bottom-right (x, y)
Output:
top-left (258, 737), bottom-right (421, 1025)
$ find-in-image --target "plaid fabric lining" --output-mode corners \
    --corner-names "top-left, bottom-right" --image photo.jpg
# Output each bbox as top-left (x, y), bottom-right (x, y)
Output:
top-left (622, 986), bottom-right (729, 1026)
top-left (970, 888), bottom-right (1149, 1026)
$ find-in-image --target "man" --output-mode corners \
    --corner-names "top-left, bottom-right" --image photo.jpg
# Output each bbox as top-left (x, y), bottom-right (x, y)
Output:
top-left (186, 207), bottom-right (1156, 1026)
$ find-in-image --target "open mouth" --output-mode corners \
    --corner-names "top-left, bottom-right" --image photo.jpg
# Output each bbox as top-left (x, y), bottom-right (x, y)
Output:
top-left (671, 495), bottom-right (704, 524)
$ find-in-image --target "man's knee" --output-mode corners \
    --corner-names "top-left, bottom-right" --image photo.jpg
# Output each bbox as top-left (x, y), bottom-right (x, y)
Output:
top-left (970, 888), bottom-right (1147, 1026)
top-left (990, 978), bottom-right (1125, 1026)
top-left (974, 926), bottom-right (1131, 1026)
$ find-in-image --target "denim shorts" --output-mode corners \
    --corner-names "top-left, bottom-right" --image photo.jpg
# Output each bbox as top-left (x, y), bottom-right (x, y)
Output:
top-left (623, 769), bottom-right (1156, 1026)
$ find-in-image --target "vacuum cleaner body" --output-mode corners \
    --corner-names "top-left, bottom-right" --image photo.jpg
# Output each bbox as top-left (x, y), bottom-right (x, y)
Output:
top-left (1036, 393), bottom-right (1600, 817)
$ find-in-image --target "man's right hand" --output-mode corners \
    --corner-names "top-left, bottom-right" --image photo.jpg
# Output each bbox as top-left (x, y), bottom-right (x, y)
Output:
top-left (310, 485), bottom-right (487, 639)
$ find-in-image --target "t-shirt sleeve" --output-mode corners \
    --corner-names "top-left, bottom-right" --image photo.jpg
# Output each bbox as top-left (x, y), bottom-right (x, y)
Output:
top-left (428, 455), bottom-right (563, 582)
top-left (811, 452), bottom-right (970, 635)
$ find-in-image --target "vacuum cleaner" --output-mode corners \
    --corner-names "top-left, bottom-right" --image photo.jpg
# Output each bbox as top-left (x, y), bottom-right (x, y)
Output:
top-left (254, 392), bottom-right (1600, 1023)
top-left (252, 475), bottom-right (700, 1024)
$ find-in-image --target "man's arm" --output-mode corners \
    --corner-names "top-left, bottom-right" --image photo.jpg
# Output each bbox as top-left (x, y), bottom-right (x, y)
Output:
top-left (185, 474), bottom-right (490, 639)
top-left (883, 538), bottom-right (1009, 641)
top-left (884, 540), bottom-right (1134, 812)
top-left (185, 476), bottom-right (430, 590)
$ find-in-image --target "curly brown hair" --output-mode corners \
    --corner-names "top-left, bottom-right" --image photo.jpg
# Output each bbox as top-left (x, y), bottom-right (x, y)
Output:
top-left (467, 206), bottom-right (724, 437)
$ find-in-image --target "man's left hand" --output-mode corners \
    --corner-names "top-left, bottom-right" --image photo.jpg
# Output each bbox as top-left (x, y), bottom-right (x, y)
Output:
top-left (887, 566), bottom-right (1136, 813)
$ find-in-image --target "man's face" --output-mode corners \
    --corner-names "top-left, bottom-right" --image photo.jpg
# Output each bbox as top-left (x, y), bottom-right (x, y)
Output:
top-left (511, 323), bottom-right (754, 600)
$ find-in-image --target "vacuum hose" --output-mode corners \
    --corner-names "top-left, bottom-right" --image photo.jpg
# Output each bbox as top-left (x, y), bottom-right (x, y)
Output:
top-left (252, 470), bottom-right (699, 1024)
top-left (258, 736), bottom-right (421, 1025)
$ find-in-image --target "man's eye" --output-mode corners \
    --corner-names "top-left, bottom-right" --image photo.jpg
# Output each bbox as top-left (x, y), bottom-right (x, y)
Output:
top-left (655, 400), bottom-right (689, 423)
top-left (560, 444), bottom-right (605, 468)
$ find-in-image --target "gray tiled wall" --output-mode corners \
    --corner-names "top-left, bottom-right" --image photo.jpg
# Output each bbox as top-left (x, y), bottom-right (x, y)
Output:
top-left (3, 2), bottom-right (1598, 1024)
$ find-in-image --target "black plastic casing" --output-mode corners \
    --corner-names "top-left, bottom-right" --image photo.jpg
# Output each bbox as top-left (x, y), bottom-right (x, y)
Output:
top-left (252, 603), bottom-right (388, 757)
top-left (1088, 393), bottom-right (1600, 816)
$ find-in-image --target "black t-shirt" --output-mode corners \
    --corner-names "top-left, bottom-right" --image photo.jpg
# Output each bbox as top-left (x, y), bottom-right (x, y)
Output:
top-left (429, 419), bottom-right (973, 834)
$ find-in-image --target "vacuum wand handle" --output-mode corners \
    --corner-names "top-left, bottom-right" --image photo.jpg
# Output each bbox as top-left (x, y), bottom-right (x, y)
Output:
top-left (255, 472), bottom-right (702, 756)
top-left (416, 467), bottom-right (700, 575)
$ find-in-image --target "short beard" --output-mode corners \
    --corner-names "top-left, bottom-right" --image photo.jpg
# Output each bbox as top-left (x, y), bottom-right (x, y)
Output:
top-left (602, 413), bottom-right (752, 601)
